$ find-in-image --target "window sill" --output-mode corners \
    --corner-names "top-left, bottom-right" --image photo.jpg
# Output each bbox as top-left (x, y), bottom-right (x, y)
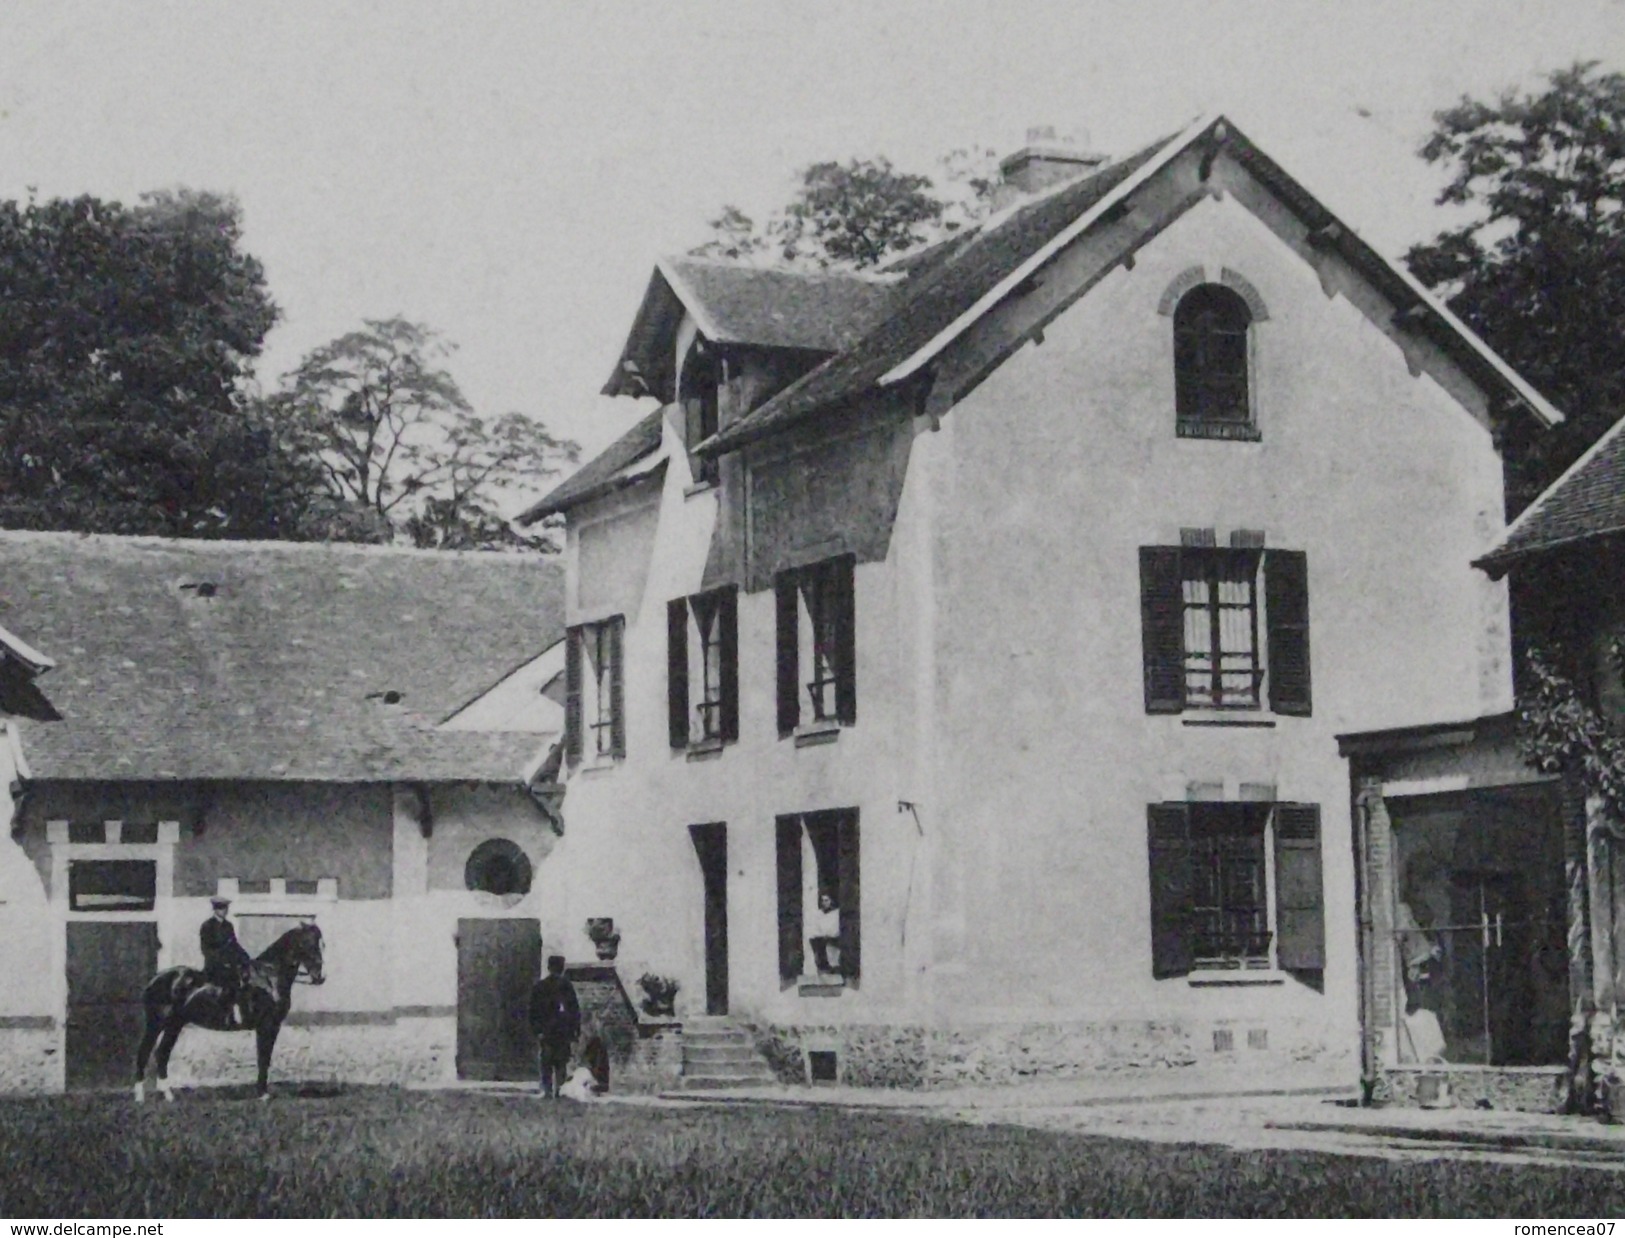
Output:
top-left (683, 480), bottom-right (717, 499)
top-left (1187, 970), bottom-right (1287, 987)
top-left (1177, 420), bottom-right (1261, 442)
top-left (797, 977), bottom-right (846, 997)
top-left (1180, 714), bottom-right (1277, 728)
top-left (793, 721), bottom-right (842, 748)
top-left (574, 757), bottom-right (622, 778)
top-left (685, 738), bottom-right (725, 762)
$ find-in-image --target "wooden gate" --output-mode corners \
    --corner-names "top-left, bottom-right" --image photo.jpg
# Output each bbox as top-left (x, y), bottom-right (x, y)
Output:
top-left (456, 918), bottom-right (540, 1081)
top-left (65, 920), bottom-right (159, 1090)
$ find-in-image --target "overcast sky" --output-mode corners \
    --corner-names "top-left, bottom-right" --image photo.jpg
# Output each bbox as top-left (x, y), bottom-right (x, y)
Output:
top-left (2, 1), bottom-right (1622, 505)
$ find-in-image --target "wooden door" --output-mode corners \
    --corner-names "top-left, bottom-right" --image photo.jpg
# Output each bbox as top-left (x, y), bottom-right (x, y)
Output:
top-left (456, 918), bottom-right (540, 1081)
top-left (690, 824), bottom-right (728, 1015)
top-left (65, 920), bottom-right (159, 1090)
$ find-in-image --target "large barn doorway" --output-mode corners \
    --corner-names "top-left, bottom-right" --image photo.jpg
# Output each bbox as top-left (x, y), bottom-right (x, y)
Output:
top-left (690, 823), bottom-right (728, 1015)
top-left (65, 920), bottom-right (158, 1090)
top-left (456, 917), bottom-right (540, 1081)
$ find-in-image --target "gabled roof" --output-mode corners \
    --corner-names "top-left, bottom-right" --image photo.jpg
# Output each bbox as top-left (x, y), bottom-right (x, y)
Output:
top-left (603, 257), bottom-right (900, 398)
top-left (517, 407), bottom-right (667, 524)
top-left (1475, 412), bottom-right (1625, 576)
top-left (0, 533), bottom-right (564, 782)
top-left (703, 115), bottom-right (1563, 456)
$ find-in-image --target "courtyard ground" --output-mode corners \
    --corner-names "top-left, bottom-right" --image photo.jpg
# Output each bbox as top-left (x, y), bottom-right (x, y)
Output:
top-left (1, 1085), bottom-right (1622, 1218)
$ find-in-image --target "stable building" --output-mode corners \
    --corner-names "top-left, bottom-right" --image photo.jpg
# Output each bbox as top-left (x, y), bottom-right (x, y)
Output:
top-left (0, 532), bottom-right (568, 1092)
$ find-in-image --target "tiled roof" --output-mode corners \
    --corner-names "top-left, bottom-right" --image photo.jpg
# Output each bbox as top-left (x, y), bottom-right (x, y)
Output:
top-left (704, 116), bottom-right (1562, 455)
top-left (603, 259), bottom-right (900, 398)
top-left (703, 133), bottom-right (1179, 452)
top-left (517, 407), bottom-right (666, 523)
top-left (0, 532), bottom-right (564, 782)
top-left (667, 257), bottom-right (898, 352)
top-left (1476, 412), bottom-right (1625, 574)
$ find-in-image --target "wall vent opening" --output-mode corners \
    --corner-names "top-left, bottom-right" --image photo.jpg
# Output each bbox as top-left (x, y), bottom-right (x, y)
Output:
top-left (807, 1049), bottom-right (839, 1084)
top-left (1212, 1028), bottom-right (1235, 1053)
top-left (1247, 1028), bottom-right (1269, 1050)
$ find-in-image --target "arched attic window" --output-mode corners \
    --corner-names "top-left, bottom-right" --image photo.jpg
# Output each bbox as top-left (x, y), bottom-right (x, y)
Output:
top-left (679, 338), bottom-right (722, 486)
top-left (1173, 283), bottom-right (1256, 440)
top-left (465, 838), bottom-right (533, 897)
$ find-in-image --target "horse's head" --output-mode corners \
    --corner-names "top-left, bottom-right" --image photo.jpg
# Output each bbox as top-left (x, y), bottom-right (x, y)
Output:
top-left (292, 922), bottom-right (325, 985)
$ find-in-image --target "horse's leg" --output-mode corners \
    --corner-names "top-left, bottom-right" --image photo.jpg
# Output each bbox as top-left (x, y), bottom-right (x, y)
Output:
top-left (133, 1003), bottom-right (163, 1104)
top-left (255, 1021), bottom-right (279, 1101)
top-left (154, 1022), bottom-right (184, 1103)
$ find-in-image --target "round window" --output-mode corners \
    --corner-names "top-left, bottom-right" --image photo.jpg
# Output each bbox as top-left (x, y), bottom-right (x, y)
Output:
top-left (464, 838), bottom-right (533, 896)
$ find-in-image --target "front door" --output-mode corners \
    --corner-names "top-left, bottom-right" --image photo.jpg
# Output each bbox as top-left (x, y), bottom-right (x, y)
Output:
top-left (690, 823), bottom-right (728, 1015)
top-left (455, 918), bottom-right (540, 1080)
top-left (65, 920), bottom-right (159, 1090)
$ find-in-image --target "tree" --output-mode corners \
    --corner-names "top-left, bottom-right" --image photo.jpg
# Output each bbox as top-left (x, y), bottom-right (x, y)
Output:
top-left (694, 150), bottom-right (999, 271)
top-left (270, 318), bottom-right (579, 551)
top-left (0, 189), bottom-right (320, 538)
top-left (1406, 62), bottom-right (1625, 510)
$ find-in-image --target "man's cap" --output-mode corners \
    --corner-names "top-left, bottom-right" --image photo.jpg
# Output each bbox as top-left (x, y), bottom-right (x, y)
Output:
top-left (209, 895), bottom-right (232, 908)
top-left (547, 954), bottom-right (566, 968)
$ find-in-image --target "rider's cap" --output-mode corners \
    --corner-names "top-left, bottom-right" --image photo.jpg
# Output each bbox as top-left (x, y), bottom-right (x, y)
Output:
top-left (209, 895), bottom-right (232, 908)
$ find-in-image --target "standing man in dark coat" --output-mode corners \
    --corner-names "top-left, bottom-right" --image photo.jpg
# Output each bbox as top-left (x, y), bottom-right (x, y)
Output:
top-left (200, 895), bottom-right (254, 1028)
top-left (528, 954), bottom-right (580, 1098)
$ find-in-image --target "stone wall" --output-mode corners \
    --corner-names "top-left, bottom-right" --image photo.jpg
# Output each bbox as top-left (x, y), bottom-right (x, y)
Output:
top-left (1375, 1066), bottom-right (1565, 1113)
top-left (617, 1025), bottom-right (683, 1093)
top-left (745, 1018), bottom-right (1354, 1090)
top-left (0, 1023), bottom-right (59, 1094)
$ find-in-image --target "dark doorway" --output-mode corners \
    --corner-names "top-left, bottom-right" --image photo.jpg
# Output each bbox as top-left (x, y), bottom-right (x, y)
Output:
top-left (690, 823), bottom-right (728, 1015)
top-left (66, 920), bottom-right (158, 1089)
top-left (456, 917), bottom-right (540, 1080)
top-left (1389, 784), bottom-right (1567, 1066)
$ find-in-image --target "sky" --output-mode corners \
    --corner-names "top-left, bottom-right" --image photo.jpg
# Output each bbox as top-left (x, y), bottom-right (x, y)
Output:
top-left (2, 0), bottom-right (1622, 509)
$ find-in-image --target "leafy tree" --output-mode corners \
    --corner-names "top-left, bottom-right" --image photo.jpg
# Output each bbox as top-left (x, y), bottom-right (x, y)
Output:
top-left (0, 189), bottom-right (321, 538)
top-left (269, 318), bottom-right (578, 551)
top-left (695, 150), bottom-right (999, 271)
top-left (1406, 62), bottom-right (1625, 510)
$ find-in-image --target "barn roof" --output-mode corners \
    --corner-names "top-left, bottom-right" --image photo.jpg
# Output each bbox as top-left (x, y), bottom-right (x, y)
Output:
top-left (0, 532), bottom-right (564, 783)
top-left (1476, 412), bottom-right (1625, 576)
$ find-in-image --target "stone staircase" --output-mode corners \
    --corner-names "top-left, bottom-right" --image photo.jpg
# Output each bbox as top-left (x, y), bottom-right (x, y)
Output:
top-left (679, 1016), bottom-right (778, 1089)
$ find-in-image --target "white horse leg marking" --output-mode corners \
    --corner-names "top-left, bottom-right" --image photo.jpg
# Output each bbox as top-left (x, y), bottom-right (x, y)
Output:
top-left (158, 1079), bottom-right (174, 1103)
top-left (133, 1081), bottom-right (144, 1105)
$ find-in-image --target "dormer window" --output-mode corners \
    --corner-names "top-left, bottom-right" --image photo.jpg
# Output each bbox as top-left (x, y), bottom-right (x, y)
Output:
top-left (679, 339), bottom-right (722, 486)
top-left (1174, 283), bottom-right (1256, 440)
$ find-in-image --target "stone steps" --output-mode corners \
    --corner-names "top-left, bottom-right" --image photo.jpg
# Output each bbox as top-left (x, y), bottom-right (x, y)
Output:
top-left (678, 1017), bottom-right (777, 1089)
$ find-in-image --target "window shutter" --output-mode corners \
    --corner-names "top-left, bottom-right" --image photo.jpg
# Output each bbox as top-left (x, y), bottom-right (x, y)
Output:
top-left (1265, 550), bottom-right (1311, 716)
top-left (775, 573), bottom-right (799, 736)
top-left (1139, 547), bottom-right (1185, 714)
top-left (718, 588), bottom-right (739, 742)
top-left (608, 616), bottom-right (626, 758)
top-left (1273, 803), bottom-right (1324, 971)
top-left (1147, 803), bottom-right (1194, 979)
top-left (833, 557), bottom-right (857, 725)
top-left (775, 816), bottom-right (804, 982)
top-left (564, 626), bottom-right (583, 765)
top-left (836, 811), bottom-right (860, 986)
top-left (667, 599), bottom-right (689, 748)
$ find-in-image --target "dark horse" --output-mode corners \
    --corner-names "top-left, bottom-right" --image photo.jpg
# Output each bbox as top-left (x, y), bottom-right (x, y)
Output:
top-left (134, 923), bottom-right (325, 1102)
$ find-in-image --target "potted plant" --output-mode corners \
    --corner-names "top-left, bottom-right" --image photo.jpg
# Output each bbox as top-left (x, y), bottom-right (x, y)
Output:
top-left (585, 917), bottom-right (620, 961)
top-left (637, 972), bottom-right (679, 1018)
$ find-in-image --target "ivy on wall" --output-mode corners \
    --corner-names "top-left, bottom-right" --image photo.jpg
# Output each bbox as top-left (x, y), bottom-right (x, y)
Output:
top-left (1518, 638), bottom-right (1625, 821)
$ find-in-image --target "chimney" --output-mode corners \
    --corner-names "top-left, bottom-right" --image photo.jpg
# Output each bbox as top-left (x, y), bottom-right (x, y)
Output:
top-left (992, 127), bottom-right (1108, 210)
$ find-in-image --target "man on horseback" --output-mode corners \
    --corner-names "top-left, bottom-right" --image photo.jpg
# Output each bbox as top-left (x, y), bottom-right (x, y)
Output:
top-left (200, 895), bottom-right (254, 1028)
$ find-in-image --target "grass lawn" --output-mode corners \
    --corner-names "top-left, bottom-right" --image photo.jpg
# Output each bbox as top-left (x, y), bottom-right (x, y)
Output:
top-left (1, 1087), bottom-right (1622, 1219)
